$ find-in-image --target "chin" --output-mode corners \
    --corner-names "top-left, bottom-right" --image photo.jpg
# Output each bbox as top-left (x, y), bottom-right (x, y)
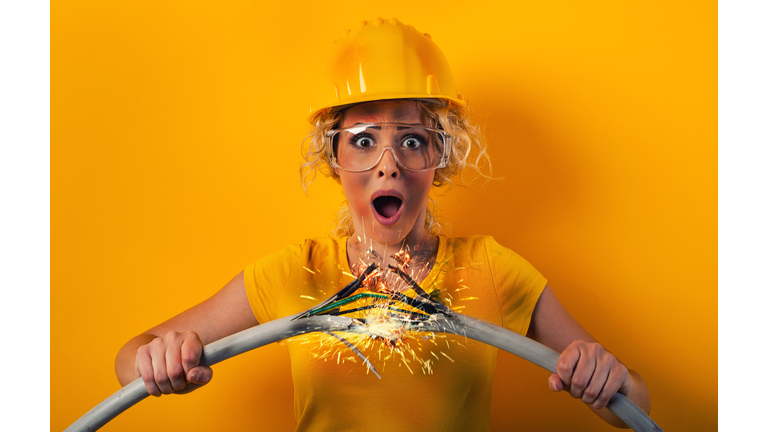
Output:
top-left (357, 211), bottom-right (425, 247)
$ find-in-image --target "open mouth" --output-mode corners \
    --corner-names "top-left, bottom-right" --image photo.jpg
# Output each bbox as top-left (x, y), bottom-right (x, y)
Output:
top-left (373, 196), bottom-right (403, 219)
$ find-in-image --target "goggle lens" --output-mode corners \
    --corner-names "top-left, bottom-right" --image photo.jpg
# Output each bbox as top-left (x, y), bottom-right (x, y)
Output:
top-left (329, 124), bottom-right (449, 172)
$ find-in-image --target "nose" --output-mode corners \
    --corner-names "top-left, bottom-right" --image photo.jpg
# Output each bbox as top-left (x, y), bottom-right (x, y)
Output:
top-left (376, 147), bottom-right (400, 179)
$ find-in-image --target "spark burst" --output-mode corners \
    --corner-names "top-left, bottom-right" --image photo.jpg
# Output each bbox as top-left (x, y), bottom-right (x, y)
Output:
top-left (289, 248), bottom-right (478, 378)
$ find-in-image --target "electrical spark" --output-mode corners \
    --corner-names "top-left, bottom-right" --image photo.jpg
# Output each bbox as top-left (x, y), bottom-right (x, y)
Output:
top-left (291, 246), bottom-right (479, 377)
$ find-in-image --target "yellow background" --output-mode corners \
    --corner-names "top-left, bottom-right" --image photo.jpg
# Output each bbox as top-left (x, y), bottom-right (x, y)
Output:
top-left (52, 1), bottom-right (716, 431)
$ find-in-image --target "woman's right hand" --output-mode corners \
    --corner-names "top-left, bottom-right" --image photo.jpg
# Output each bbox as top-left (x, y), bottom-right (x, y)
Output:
top-left (115, 272), bottom-right (257, 393)
top-left (134, 330), bottom-right (213, 396)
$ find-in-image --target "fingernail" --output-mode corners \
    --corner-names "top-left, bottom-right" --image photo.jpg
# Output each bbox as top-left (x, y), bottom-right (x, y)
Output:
top-left (189, 371), bottom-right (199, 382)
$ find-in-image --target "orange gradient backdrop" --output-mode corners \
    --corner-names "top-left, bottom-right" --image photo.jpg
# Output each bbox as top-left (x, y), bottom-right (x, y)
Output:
top-left (52, 1), bottom-right (716, 431)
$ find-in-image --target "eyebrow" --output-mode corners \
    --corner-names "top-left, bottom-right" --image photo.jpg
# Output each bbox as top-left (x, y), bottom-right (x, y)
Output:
top-left (349, 123), bottom-right (426, 130)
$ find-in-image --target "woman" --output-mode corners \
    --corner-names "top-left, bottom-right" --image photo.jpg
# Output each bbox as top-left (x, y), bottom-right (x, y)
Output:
top-left (115, 17), bottom-right (650, 431)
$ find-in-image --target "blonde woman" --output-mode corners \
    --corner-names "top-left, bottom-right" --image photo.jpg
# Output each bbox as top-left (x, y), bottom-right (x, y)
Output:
top-left (115, 17), bottom-right (651, 431)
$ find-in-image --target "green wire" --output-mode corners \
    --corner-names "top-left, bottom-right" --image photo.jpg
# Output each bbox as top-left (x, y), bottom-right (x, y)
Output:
top-left (307, 293), bottom-right (389, 316)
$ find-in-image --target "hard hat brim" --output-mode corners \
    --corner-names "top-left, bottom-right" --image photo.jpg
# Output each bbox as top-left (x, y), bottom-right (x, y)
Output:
top-left (311, 95), bottom-right (466, 114)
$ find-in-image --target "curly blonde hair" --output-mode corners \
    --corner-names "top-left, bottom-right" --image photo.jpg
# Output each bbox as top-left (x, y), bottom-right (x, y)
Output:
top-left (300, 100), bottom-right (492, 237)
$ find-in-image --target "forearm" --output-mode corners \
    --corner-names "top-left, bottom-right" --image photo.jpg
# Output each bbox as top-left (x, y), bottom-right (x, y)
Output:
top-left (591, 369), bottom-right (651, 428)
top-left (115, 333), bottom-right (157, 386)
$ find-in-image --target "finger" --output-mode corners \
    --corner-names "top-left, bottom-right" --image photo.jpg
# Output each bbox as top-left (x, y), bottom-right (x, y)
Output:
top-left (174, 382), bottom-right (203, 395)
top-left (594, 365), bottom-right (626, 409)
top-left (180, 334), bottom-right (203, 375)
top-left (581, 358), bottom-right (610, 405)
top-left (548, 373), bottom-right (563, 392)
top-left (166, 340), bottom-right (187, 392)
top-left (135, 347), bottom-right (161, 397)
top-left (556, 343), bottom-right (581, 389)
top-left (568, 348), bottom-right (595, 400)
top-left (617, 366), bottom-right (633, 396)
top-left (151, 347), bottom-right (174, 395)
top-left (187, 365), bottom-right (213, 385)
top-left (174, 366), bottom-right (213, 396)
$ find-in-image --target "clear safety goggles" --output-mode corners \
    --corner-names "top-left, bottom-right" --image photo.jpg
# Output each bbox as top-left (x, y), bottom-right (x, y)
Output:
top-left (326, 122), bottom-right (452, 172)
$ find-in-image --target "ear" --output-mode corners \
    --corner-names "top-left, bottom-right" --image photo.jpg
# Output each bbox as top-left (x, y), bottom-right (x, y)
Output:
top-left (334, 167), bottom-right (340, 176)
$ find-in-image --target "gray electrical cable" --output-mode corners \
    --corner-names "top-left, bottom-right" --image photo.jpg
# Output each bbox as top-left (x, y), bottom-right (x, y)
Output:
top-left (65, 313), bottom-right (663, 432)
top-left (411, 314), bottom-right (663, 432)
top-left (64, 315), bottom-right (353, 432)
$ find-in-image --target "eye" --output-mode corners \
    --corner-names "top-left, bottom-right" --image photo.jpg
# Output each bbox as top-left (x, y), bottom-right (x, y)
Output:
top-left (401, 135), bottom-right (425, 149)
top-left (351, 134), bottom-right (375, 148)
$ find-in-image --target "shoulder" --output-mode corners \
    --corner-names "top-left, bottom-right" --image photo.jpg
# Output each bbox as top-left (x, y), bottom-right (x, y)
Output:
top-left (446, 235), bottom-right (491, 250)
top-left (252, 237), bottom-right (344, 265)
top-left (243, 237), bottom-right (346, 322)
top-left (301, 237), bottom-right (346, 253)
top-left (445, 235), bottom-right (541, 285)
top-left (443, 235), bottom-right (522, 263)
top-left (247, 237), bottom-right (349, 286)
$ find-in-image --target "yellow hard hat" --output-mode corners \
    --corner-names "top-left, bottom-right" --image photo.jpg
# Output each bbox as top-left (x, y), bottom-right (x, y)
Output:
top-left (310, 17), bottom-right (466, 113)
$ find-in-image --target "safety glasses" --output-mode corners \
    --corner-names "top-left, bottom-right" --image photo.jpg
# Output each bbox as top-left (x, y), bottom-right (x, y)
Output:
top-left (326, 122), bottom-right (452, 172)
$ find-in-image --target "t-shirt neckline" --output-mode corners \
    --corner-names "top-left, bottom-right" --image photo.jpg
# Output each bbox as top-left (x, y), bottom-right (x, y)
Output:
top-left (338, 235), bottom-right (446, 290)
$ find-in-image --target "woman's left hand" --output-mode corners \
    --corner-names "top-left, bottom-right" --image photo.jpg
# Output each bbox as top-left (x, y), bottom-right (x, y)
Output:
top-left (548, 340), bottom-right (633, 410)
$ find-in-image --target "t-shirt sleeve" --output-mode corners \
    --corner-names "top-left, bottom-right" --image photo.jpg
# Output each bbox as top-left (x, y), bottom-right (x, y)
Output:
top-left (484, 236), bottom-right (548, 335)
top-left (243, 242), bottom-right (303, 324)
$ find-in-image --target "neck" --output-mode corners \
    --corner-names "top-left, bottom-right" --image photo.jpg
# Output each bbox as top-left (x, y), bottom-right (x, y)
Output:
top-left (345, 224), bottom-right (439, 286)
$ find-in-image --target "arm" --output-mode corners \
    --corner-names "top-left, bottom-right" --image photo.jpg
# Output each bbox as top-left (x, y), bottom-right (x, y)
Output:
top-left (115, 271), bottom-right (259, 395)
top-left (526, 284), bottom-right (651, 428)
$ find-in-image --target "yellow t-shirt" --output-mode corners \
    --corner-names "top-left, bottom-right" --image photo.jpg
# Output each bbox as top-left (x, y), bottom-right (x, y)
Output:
top-left (244, 235), bottom-right (547, 432)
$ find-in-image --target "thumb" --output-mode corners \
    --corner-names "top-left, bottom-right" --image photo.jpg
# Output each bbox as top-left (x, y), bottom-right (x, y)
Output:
top-left (548, 373), bottom-right (564, 392)
top-left (186, 366), bottom-right (213, 385)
